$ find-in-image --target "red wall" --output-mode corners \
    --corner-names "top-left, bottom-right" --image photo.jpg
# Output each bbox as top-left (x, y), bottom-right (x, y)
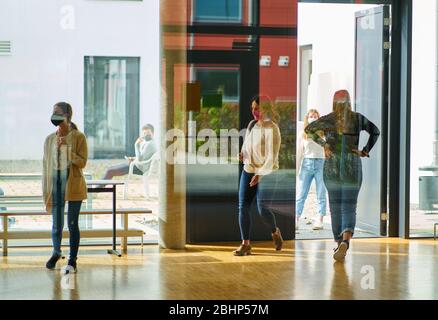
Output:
top-left (260, 0), bottom-right (298, 27)
top-left (259, 0), bottom-right (297, 102)
top-left (260, 37), bottom-right (297, 102)
top-left (163, 0), bottom-right (298, 104)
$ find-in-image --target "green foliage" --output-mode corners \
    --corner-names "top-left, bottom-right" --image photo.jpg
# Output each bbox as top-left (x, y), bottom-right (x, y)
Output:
top-left (192, 101), bottom-right (297, 168)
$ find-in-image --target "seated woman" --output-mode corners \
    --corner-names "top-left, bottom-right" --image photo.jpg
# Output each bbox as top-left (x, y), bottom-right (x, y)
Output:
top-left (101, 124), bottom-right (157, 180)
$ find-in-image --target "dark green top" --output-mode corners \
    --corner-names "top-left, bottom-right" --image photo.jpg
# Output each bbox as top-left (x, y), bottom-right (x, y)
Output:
top-left (305, 111), bottom-right (380, 156)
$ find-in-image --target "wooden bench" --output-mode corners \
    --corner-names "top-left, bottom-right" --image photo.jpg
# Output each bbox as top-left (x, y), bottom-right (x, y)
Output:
top-left (0, 208), bottom-right (152, 256)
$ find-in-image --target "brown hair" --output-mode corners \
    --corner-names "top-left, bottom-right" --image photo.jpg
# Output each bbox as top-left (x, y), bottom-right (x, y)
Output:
top-left (142, 123), bottom-right (154, 134)
top-left (332, 90), bottom-right (353, 133)
top-left (252, 94), bottom-right (279, 123)
top-left (54, 102), bottom-right (78, 130)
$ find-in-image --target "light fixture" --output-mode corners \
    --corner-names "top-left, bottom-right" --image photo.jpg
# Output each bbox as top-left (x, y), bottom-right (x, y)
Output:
top-left (278, 56), bottom-right (289, 67)
top-left (260, 55), bottom-right (271, 67)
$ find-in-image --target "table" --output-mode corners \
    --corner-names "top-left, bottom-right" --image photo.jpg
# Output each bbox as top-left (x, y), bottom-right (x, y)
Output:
top-left (86, 180), bottom-right (125, 257)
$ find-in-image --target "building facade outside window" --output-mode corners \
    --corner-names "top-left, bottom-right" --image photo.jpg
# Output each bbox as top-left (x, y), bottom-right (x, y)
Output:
top-left (194, 67), bottom-right (240, 103)
top-left (194, 0), bottom-right (243, 23)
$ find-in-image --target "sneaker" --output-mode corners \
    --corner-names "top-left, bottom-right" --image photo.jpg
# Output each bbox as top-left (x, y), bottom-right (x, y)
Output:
top-left (233, 244), bottom-right (252, 256)
top-left (272, 228), bottom-right (283, 251)
top-left (305, 217), bottom-right (312, 225)
top-left (312, 219), bottom-right (323, 230)
top-left (333, 241), bottom-right (349, 262)
top-left (46, 253), bottom-right (62, 270)
top-left (65, 258), bottom-right (77, 274)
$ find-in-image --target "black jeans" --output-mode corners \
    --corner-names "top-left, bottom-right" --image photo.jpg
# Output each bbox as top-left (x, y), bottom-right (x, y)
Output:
top-left (238, 170), bottom-right (277, 240)
top-left (51, 170), bottom-right (82, 259)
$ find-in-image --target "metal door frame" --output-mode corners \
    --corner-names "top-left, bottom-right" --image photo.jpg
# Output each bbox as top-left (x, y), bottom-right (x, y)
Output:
top-left (299, 0), bottom-right (413, 238)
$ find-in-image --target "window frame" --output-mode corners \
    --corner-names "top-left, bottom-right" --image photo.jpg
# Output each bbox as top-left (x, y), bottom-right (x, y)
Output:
top-left (193, 0), bottom-right (243, 24)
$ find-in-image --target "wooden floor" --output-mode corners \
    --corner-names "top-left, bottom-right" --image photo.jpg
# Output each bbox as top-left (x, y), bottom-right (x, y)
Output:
top-left (1, 238), bottom-right (438, 300)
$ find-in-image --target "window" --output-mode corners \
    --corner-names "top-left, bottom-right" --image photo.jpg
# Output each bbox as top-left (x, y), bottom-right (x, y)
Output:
top-left (84, 56), bottom-right (140, 159)
top-left (194, 67), bottom-right (240, 103)
top-left (194, 0), bottom-right (242, 23)
top-left (298, 45), bottom-right (313, 121)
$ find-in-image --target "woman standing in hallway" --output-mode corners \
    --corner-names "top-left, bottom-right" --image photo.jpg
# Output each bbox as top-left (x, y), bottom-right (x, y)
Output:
top-left (233, 95), bottom-right (283, 256)
top-left (43, 102), bottom-right (88, 273)
top-left (305, 90), bottom-right (380, 262)
top-left (296, 109), bottom-right (327, 231)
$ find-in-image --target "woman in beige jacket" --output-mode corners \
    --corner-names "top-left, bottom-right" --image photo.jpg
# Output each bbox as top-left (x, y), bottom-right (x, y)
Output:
top-left (43, 102), bottom-right (88, 273)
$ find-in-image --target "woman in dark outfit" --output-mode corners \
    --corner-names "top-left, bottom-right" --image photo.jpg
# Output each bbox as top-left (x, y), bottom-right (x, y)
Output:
top-left (305, 90), bottom-right (380, 262)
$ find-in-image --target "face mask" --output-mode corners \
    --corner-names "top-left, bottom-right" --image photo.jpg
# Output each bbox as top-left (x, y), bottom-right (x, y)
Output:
top-left (308, 117), bottom-right (317, 124)
top-left (144, 134), bottom-right (152, 141)
top-left (252, 109), bottom-right (261, 121)
top-left (51, 114), bottom-right (65, 127)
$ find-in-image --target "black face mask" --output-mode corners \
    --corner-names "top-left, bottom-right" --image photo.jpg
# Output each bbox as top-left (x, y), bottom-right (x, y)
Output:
top-left (51, 114), bottom-right (65, 127)
top-left (144, 134), bottom-right (153, 141)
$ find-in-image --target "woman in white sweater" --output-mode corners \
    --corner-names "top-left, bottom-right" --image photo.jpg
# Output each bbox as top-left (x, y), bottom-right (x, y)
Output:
top-left (233, 95), bottom-right (283, 256)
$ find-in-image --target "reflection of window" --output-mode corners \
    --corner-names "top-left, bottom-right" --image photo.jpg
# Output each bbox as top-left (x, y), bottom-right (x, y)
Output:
top-left (298, 45), bottom-right (313, 121)
top-left (194, 0), bottom-right (242, 23)
top-left (194, 67), bottom-right (240, 102)
top-left (84, 56), bottom-right (140, 159)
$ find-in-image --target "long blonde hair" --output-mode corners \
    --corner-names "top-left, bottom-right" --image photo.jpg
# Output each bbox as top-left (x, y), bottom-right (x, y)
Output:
top-left (303, 108), bottom-right (320, 139)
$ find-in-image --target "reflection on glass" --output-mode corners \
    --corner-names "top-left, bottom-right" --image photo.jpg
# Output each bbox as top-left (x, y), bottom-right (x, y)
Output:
top-left (305, 90), bottom-right (380, 257)
top-left (84, 56), bottom-right (140, 159)
top-left (195, 67), bottom-right (240, 102)
top-left (194, 0), bottom-right (242, 23)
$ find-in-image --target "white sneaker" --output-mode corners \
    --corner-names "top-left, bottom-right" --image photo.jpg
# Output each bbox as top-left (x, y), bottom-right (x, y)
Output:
top-left (312, 219), bottom-right (323, 230)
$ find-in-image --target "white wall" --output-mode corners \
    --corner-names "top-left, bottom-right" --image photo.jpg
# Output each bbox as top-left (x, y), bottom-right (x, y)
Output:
top-left (298, 3), bottom-right (376, 117)
top-left (410, 0), bottom-right (437, 204)
top-left (298, 2), bottom-right (437, 204)
top-left (0, 0), bottom-right (160, 160)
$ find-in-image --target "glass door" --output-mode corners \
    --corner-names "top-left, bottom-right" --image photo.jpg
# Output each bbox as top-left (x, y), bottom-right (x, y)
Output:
top-left (354, 5), bottom-right (390, 236)
top-left (185, 49), bottom-right (295, 243)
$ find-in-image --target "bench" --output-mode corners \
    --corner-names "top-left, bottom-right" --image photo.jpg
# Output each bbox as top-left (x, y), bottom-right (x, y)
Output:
top-left (0, 173), bottom-right (94, 220)
top-left (0, 208), bottom-right (152, 256)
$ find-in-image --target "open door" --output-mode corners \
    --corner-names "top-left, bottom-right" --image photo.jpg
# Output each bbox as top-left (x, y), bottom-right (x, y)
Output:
top-left (354, 5), bottom-right (390, 236)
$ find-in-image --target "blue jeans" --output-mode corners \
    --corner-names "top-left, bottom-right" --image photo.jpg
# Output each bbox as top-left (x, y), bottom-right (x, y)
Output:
top-left (296, 158), bottom-right (327, 217)
top-left (324, 154), bottom-right (362, 242)
top-left (51, 170), bottom-right (82, 259)
top-left (238, 170), bottom-right (278, 240)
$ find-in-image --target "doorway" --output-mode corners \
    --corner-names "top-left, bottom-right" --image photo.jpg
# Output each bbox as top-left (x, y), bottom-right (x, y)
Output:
top-left (185, 49), bottom-right (295, 242)
top-left (296, 2), bottom-right (390, 240)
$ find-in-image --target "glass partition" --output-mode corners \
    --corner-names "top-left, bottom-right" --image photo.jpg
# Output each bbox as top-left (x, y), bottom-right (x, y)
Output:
top-left (0, 0), bottom-right (160, 247)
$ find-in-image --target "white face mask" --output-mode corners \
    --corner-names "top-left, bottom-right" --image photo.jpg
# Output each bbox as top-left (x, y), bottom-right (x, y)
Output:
top-left (308, 117), bottom-right (317, 124)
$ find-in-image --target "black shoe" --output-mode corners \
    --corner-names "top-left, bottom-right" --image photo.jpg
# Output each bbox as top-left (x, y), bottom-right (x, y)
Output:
top-left (46, 254), bottom-right (62, 270)
top-left (65, 258), bottom-right (77, 274)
